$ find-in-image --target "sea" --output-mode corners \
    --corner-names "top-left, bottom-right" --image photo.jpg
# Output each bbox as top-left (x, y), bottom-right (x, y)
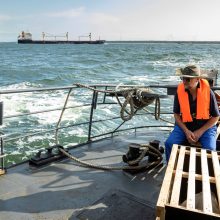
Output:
top-left (1, 42), bottom-right (220, 166)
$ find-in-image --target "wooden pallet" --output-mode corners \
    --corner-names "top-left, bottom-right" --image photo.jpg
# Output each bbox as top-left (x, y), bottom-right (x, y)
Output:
top-left (156, 144), bottom-right (220, 220)
top-left (0, 169), bottom-right (5, 175)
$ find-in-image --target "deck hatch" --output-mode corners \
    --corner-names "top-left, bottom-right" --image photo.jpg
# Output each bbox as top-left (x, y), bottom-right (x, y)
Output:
top-left (73, 189), bottom-right (155, 220)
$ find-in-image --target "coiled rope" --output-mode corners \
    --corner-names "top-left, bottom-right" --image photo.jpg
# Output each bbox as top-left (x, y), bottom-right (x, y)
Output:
top-left (59, 143), bottom-right (162, 171)
top-left (75, 83), bottom-right (158, 121)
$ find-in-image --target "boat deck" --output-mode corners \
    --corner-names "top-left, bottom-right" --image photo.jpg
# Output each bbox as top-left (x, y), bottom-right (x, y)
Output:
top-left (0, 129), bottom-right (169, 220)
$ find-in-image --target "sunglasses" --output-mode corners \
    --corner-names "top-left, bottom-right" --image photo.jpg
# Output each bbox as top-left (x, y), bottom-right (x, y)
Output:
top-left (180, 77), bottom-right (191, 82)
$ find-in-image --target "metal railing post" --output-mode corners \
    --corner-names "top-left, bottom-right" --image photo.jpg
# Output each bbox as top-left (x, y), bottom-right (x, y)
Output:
top-left (88, 89), bottom-right (98, 142)
top-left (0, 101), bottom-right (5, 174)
top-left (103, 86), bottom-right (107, 103)
top-left (0, 136), bottom-right (5, 174)
top-left (0, 101), bottom-right (3, 126)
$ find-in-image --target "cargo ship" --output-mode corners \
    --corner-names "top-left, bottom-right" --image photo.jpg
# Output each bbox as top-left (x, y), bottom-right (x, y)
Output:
top-left (17, 31), bottom-right (105, 44)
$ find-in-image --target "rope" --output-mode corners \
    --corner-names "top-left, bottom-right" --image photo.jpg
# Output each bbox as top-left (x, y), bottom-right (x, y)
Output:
top-left (75, 83), bottom-right (158, 121)
top-left (127, 146), bottom-right (149, 165)
top-left (75, 83), bottom-right (135, 94)
top-left (136, 89), bottom-right (154, 106)
top-left (120, 91), bottom-right (135, 121)
top-left (53, 84), bottom-right (164, 171)
top-left (54, 84), bottom-right (135, 145)
top-left (54, 83), bottom-right (169, 147)
top-left (59, 144), bottom-right (163, 171)
top-left (142, 105), bottom-right (175, 125)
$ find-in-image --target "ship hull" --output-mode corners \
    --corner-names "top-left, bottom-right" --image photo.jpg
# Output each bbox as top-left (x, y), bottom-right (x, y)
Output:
top-left (18, 39), bottom-right (105, 44)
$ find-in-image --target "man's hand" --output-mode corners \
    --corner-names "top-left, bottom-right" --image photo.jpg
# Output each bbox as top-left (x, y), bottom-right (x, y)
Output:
top-left (185, 129), bottom-right (197, 144)
top-left (193, 129), bottom-right (204, 142)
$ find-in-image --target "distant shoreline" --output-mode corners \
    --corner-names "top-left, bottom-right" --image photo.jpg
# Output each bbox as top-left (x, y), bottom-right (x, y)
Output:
top-left (106, 40), bottom-right (220, 44)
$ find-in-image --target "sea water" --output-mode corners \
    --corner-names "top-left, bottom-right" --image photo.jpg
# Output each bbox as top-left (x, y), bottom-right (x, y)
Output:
top-left (1, 42), bottom-right (220, 165)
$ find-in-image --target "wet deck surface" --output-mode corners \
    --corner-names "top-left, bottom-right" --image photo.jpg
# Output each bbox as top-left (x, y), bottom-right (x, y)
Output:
top-left (0, 129), bottom-right (169, 220)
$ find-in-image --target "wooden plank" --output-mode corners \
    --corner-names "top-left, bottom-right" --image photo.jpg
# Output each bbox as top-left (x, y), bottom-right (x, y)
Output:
top-left (185, 150), bottom-right (220, 160)
top-left (170, 146), bottom-right (185, 206)
top-left (211, 151), bottom-right (220, 211)
top-left (157, 144), bottom-right (179, 206)
top-left (165, 204), bottom-right (220, 219)
top-left (186, 147), bottom-right (196, 209)
top-left (201, 149), bottom-right (212, 213)
top-left (180, 171), bottom-right (216, 184)
top-left (156, 144), bottom-right (179, 220)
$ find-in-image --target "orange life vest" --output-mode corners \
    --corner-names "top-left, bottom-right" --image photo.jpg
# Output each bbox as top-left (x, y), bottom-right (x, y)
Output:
top-left (177, 79), bottom-right (210, 122)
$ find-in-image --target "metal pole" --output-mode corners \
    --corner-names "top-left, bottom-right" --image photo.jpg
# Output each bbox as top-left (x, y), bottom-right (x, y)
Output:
top-left (0, 136), bottom-right (4, 171)
top-left (88, 90), bottom-right (97, 142)
top-left (0, 101), bottom-right (3, 126)
top-left (0, 99), bottom-right (4, 172)
top-left (103, 86), bottom-right (107, 103)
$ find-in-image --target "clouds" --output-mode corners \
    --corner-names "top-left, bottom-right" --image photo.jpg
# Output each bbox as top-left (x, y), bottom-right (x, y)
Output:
top-left (1, 0), bottom-right (220, 41)
top-left (45, 7), bottom-right (85, 18)
top-left (88, 13), bottom-right (119, 25)
top-left (36, 7), bottom-right (121, 40)
top-left (44, 7), bottom-right (119, 25)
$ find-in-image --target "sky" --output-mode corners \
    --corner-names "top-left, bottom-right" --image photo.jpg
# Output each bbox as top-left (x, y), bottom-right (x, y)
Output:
top-left (1, 0), bottom-right (220, 42)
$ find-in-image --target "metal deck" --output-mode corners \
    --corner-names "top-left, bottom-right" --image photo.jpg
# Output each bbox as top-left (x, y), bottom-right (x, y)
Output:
top-left (0, 129), bottom-right (168, 220)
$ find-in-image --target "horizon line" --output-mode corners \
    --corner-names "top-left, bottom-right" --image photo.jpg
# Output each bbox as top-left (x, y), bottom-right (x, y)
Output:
top-left (2, 40), bottom-right (220, 44)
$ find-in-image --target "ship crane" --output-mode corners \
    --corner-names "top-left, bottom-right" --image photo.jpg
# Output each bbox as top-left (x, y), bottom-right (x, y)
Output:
top-left (42, 32), bottom-right (69, 41)
top-left (78, 33), bottom-right (91, 41)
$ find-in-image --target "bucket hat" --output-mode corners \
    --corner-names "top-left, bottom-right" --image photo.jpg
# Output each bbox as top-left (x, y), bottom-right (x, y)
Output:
top-left (176, 65), bottom-right (201, 78)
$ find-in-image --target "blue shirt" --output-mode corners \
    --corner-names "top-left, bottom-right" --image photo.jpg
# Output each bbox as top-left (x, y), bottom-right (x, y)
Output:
top-left (173, 88), bottom-right (220, 131)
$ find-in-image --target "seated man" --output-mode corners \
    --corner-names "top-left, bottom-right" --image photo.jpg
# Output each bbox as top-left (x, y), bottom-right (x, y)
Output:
top-left (165, 64), bottom-right (220, 162)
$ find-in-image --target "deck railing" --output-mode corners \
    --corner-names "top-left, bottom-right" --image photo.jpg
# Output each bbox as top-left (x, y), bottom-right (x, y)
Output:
top-left (4, 83), bottom-right (217, 170)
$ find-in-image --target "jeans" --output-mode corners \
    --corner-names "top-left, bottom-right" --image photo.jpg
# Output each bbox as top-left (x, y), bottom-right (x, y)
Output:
top-left (165, 124), bottom-right (217, 162)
